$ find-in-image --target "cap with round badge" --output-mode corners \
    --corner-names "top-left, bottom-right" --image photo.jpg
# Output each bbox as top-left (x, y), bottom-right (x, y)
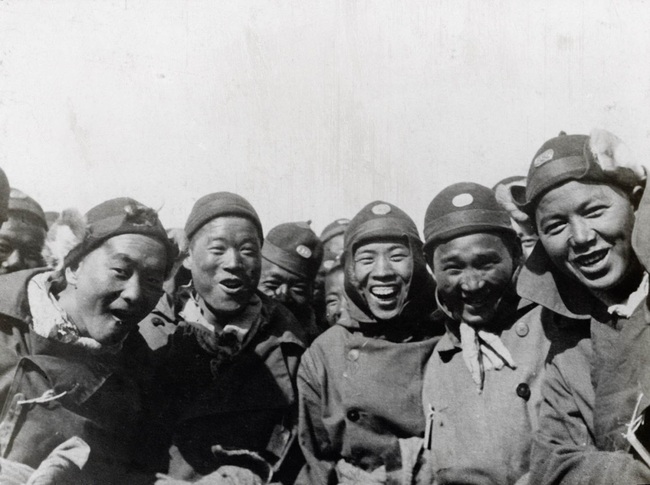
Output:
top-left (423, 182), bottom-right (515, 259)
top-left (262, 221), bottom-right (324, 280)
top-left (320, 218), bottom-right (350, 244)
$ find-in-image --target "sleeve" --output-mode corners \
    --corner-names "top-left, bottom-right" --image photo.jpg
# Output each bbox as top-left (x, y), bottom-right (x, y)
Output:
top-left (295, 349), bottom-right (338, 485)
top-left (530, 360), bottom-right (650, 485)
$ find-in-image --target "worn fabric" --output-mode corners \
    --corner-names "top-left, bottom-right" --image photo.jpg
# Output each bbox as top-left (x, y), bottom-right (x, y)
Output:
top-left (146, 289), bottom-right (306, 483)
top-left (0, 268), bottom-right (156, 484)
top-left (297, 322), bottom-right (440, 485)
top-left (422, 299), bottom-right (550, 485)
top-left (517, 251), bottom-right (650, 484)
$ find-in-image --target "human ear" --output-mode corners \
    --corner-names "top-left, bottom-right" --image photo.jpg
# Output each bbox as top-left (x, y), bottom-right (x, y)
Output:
top-left (182, 251), bottom-right (194, 271)
top-left (631, 185), bottom-right (645, 211)
top-left (65, 265), bottom-right (79, 286)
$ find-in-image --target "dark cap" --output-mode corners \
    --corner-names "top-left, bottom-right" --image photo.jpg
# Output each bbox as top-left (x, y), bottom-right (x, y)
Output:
top-left (320, 218), bottom-right (350, 244)
top-left (513, 132), bottom-right (643, 215)
top-left (423, 182), bottom-right (514, 255)
top-left (64, 197), bottom-right (177, 274)
top-left (345, 201), bottom-right (421, 254)
top-left (8, 188), bottom-right (47, 230)
top-left (262, 221), bottom-right (324, 280)
top-left (0, 168), bottom-right (9, 224)
top-left (184, 192), bottom-right (263, 242)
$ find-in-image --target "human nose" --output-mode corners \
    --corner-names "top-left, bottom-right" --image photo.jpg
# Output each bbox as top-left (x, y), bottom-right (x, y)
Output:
top-left (460, 269), bottom-right (485, 293)
top-left (221, 248), bottom-right (243, 270)
top-left (371, 254), bottom-right (393, 278)
top-left (120, 275), bottom-right (143, 304)
top-left (569, 218), bottom-right (596, 247)
top-left (274, 284), bottom-right (290, 303)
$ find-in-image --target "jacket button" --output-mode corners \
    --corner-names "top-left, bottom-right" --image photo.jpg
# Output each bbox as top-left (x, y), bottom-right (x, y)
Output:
top-left (516, 383), bottom-right (531, 401)
top-left (515, 321), bottom-right (529, 337)
top-left (347, 409), bottom-right (360, 422)
top-left (151, 317), bottom-right (164, 327)
top-left (348, 349), bottom-right (359, 361)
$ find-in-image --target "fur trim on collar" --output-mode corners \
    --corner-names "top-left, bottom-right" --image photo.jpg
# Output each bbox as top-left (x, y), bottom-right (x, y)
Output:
top-left (42, 209), bottom-right (87, 270)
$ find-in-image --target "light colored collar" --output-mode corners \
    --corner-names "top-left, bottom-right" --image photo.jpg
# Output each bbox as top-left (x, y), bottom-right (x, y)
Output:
top-left (607, 272), bottom-right (649, 318)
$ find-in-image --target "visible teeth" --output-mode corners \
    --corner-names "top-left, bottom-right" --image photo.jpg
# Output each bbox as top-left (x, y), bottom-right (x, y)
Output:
top-left (576, 250), bottom-right (606, 266)
top-left (371, 286), bottom-right (397, 297)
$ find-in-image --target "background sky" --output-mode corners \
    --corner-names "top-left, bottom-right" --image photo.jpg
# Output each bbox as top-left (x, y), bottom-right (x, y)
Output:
top-left (2, 0), bottom-right (650, 236)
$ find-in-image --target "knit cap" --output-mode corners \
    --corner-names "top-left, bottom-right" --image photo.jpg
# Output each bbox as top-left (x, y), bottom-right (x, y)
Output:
top-left (64, 197), bottom-right (177, 274)
top-left (423, 182), bottom-right (514, 258)
top-left (513, 131), bottom-right (645, 215)
top-left (185, 192), bottom-right (263, 242)
top-left (262, 221), bottom-right (323, 280)
top-left (8, 188), bottom-right (47, 230)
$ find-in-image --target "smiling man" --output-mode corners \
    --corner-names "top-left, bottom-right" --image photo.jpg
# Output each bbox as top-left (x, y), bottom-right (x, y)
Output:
top-left (297, 201), bottom-right (441, 484)
top-left (148, 192), bottom-right (307, 484)
top-left (511, 131), bottom-right (650, 485)
top-left (421, 182), bottom-right (551, 485)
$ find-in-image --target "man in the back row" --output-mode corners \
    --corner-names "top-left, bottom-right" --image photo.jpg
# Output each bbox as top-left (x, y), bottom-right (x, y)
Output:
top-left (147, 192), bottom-right (307, 484)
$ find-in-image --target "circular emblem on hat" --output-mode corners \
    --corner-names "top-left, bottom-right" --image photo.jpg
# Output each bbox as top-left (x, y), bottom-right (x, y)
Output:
top-left (515, 321), bottom-right (529, 337)
top-left (533, 149), bottom-right (554, 167)
top-left (296, 245), bottom-right (312, 259)
top-left (323, 259), bottom-right (335, 270)
top-left (372, 203), bottom-right (392, 215)
top-left (452, 193), bottom-right (474, 208)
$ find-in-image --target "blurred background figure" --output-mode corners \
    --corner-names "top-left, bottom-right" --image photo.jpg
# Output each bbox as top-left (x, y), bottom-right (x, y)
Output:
top-left (44, 211), bottom-right (60, 228)
top-left (0, 168), bottom-right (10, 226)
top-left (493, 176), bottom-right (538, 260)
top-left (0, 188), bottom-right (47, 274)
top-left (258, 221), bottom-right (324, 344)
top-left (322, 258), bottom-right (349, 327)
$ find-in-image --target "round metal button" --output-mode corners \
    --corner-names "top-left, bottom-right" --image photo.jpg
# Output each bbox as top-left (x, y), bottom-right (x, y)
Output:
top-left (515, 321), bottom-right (529, 337)
top-left (347, 409), bottom-right (360, 422)
top-left (516, 383), bottom-right (531, 401)
top-left (151, 317), bottom-right (164, 327)
top-left (348, 349), bottom-right (359, 361)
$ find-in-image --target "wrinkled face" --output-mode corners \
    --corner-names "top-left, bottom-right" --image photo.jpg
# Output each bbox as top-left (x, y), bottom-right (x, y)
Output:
top-left (324, 268), bottom-right (348, 327)
top-left (65, 234), bottom-right (167, 345)
top-left (353, 239), bottom-right (413, 321)
top-left (511, 218), bottom-right (538, 260)
top-left (186, 217), bottom-right (261, 317)
top-left (535, 181), bottom-right (636, 294)
top-left (0, 216), bottom-right (46, 274)
top-left (433, 232), bottom-right (514, 328)
top-left (258, 258), bottom-right (311, 308)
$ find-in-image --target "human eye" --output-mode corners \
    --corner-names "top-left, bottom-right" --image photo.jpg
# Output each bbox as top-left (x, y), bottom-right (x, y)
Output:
top-left (291, 284), bottom-right (308, 297)
top-left (354, 252), bottom-right (374, 265)
top-left (208, 243), bottom-right (227, 255)
top-left (583, 204), bottom-right (607, 218)
top-left (390, 249), bottom-right (409, 262)
top-left (240, 243), bottom-right (259, 257)
top-left (541, 219), bottom-right (566, 236)
top-left (111, 265), bottom-right (132, 279)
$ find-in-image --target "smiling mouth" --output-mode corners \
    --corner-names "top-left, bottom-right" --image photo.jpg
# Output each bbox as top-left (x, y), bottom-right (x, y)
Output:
top-left (573, 248), bottom-right (609, 271)
top-left (220, 278), bottom-right (246, 293)
top-left (369, 285), bottom-right (399, 300)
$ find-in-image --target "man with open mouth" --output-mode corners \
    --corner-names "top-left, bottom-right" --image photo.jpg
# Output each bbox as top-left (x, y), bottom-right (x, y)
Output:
top-left (511, 130), bottom-right (650, 484)
top-left (145, 191), bottom-right (307, 484)
top-left (421, 182), bottom-right (551, 485)
top-left (297, 200), bottom-right (442, 484)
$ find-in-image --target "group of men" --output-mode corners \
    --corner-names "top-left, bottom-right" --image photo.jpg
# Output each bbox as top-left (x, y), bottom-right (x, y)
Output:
top-left (0, 128), bottom-right (649, 485)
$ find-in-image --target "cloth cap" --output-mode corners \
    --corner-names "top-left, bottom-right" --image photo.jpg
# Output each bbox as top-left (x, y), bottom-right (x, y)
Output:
top-left (0, 168), bottom-right (9, 224)
top-left (185, 192), bottom-right (263, 242)
top-left (8, 188), bottom-right (47, 230)
top-left (512, 132), bottom-right (641, 215)
top-left (64, 197), bottom-right (177, 274)
top-left (423, 182), bottom-right (515, 256)
top-left (262, 221), bottom-right (323, 280)
top-left (320, 218), bottom-right (350, 244)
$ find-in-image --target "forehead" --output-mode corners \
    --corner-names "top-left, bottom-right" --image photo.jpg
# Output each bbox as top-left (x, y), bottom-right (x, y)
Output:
top-left (325, 268), bottom-right (344, 287)
top-left (261, 258), bottom-right (306, 283)
top-left (434, 232), bottom-right (512, 260)
top-left (536, 180), bottom-right (630, 216)
top-left (0, 216), bottom-right (45, 242)
top-left (91, 234), bottom-right (167, 269)
top-left (194, 216), bottom-right (260, 243)
top-left (354, 238), bottom-right (409, 254)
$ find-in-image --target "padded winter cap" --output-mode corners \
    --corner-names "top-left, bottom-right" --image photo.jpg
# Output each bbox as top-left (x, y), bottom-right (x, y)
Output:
top-left (0, 168), bottom-right (9, 224)
top-left (64, 197), bottom-right (177, 274)
top-left (8, 188), bottom-right (47, 230)
top-left (320, 218), bottom-right (350, 244)
top-left (513, 132), bottom-right (641, 215)
top-left (423, 182), bottom-right (514, 256)
top-left (345, 201), bottom-right (421, 255)
top-left (184, 192), bottom-right (263, 242)
top-left (262, 221), bottom-right (324, 280)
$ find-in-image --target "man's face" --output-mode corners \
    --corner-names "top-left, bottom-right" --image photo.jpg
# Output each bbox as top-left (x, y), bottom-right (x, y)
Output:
top-left (535, 180), bottom-right (636, 294)
top-left (433, 232), bottom-right (514, 328)
top-left (324, 268), bottom-right (349, 326)
top-left (0, 215), bottom-right (46, 274)
top-left (258, 258), bottom-right (311, 308)
top-left (511, 218), bottom-right (538, 260)
top-left (186, 217), bottom-right (262, 317)
top-left (352, 239), bottom-right (413, 321)
top-left (66, 234), bottom-right (167, 345)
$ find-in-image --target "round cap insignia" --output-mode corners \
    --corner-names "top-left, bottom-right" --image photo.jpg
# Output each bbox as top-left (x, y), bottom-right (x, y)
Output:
top-left (533, 149), bottom-right (554, 167)
top-left (371, 203), bottom-right (391, 215)
top-left (452, 193), bottom-right (474, 208)
top-left (296, 245), bottom-right (312, 258)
